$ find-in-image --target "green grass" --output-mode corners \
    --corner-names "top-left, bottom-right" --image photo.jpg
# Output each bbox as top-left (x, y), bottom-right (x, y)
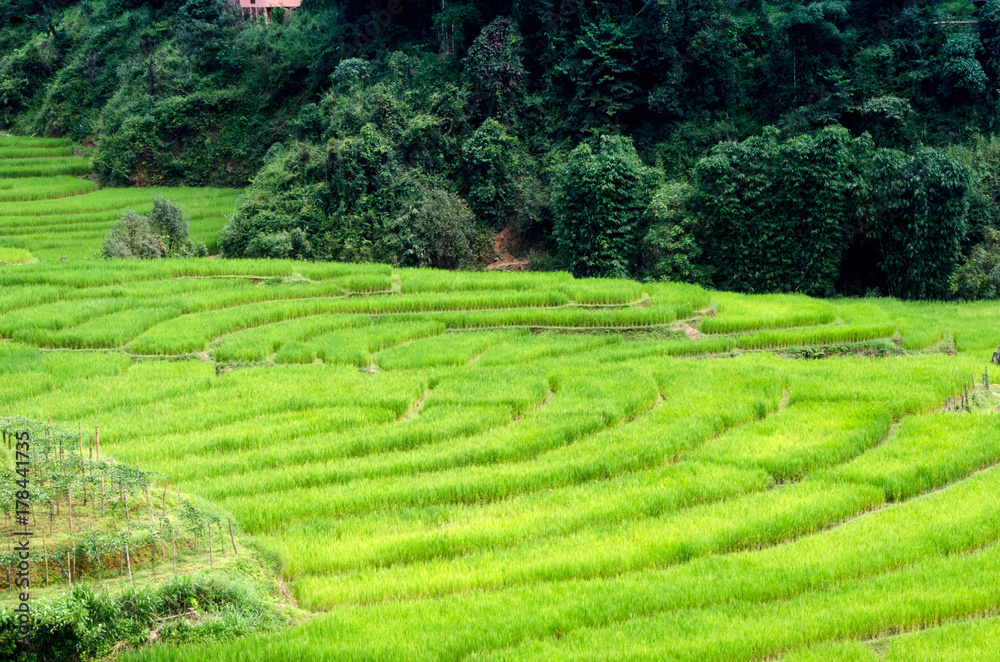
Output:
top-left (5, 149), bottom-right (1000, 659)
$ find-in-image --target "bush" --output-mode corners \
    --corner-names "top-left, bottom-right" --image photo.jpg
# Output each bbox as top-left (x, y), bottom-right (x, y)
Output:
top-left (951, 228), bottom-right (1000, 299)
top-left (102, 211), bottom-right (165, 259)
top-left (0, 573), bottom-right (280, 661)
top-left (401, 189), bottom-right (479, 269)
top-left (551, 134), bottom-right (658, 279)
top-left (103, 198), bottom-right (200, 259)
top-left (219, 142), bottom-right (330, 259)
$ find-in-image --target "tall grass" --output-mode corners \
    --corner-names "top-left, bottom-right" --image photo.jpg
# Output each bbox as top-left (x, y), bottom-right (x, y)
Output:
top-left (0, 247), bottom-right (32, 264)
top-left (0, 156), bottom-right (92, 177)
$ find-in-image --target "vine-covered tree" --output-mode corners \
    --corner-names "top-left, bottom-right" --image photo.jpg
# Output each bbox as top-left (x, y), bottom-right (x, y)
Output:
top-left (692, 126), bottom-right (869, 297)
top-left (864, 147), bottom-right (972, 299)
top-left (552, 134), bottom-right (658, 278)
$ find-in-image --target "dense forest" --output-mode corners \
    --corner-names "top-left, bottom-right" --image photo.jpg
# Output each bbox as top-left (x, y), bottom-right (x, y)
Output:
top-left (4, 0), bottom-right (1000, 298)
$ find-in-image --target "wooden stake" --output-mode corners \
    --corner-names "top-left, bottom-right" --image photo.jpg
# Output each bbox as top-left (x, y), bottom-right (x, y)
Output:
top-left (143, 480), bottom-right (156, 525)
top-left (162, 477), bottom-right (168, 516)
top-left (91, 521), bottom-right (99, 573)
top-left (6, 533), bottom-right (11, 593)
top-left (95, 425), bottom-right (100, 460)
top-left (228, 518), bottom-right (238, 555)
top-left (100, 475), bottom-right (105, 517)
top-left (208, 523), bottom-right (213, 567)
top-left (150, 540), bottom-right (156, 580)
top-left (124, 536), bottom-right (133, 585)
top-left (123, 491), bottom-right (131, 533)
top-left (171, 530), bottom-right (177, 575)
top-left (67, 551), bottom-right (71, 586)
top-left (42, 529), bottom-right (49, 587)
top-left (68, 487), bottom-right (73, 532)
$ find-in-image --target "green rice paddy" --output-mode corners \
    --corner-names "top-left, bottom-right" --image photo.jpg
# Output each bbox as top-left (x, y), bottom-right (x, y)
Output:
top-left (3, 139), bottom-right (1000, 660)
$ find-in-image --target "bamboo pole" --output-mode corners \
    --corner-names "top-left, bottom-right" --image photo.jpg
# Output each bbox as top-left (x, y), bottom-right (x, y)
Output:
top-left (68, 487), bottom-right (73, 532)
top-left (67, 551), bottom-right (71, 586)
top-left (123, 491), bottom-right (131, 533)
top-left (91, 521), bottom-right (98, 574)
top-left (162, 477), bottom-right (168, 516)
top-left (42, 529), bottom-right (48, 587)
top-left (171, 530), bottom-right (177, 575)
top-left (208, 523), bottom-right (213, 567)
top-left (143, 480), bottom-right (156, 525)
top-left (95, 425), bottom-right (100, 460)
top-left (228, 518), bottom-right (238, 555)
top-left (100, 476), bottom-right (105, 517)
top-left (124, 536), bottom-right (133, 585)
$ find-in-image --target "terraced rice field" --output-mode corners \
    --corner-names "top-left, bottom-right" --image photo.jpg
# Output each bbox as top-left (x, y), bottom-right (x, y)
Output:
top-left (0, 136), bottom-right (241, 260)
top-left (5, 139), bottom-right (1000, 660)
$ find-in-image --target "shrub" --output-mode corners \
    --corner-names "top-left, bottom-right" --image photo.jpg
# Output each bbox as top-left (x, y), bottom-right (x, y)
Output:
top-left (0, 573), bottom-right (280, 660)
top-left (401, 189), bottom-right (479, 270)
top-left (219, 142), bottom-right (330, 259)
top-left (102, 210), bottom-right (165, 259)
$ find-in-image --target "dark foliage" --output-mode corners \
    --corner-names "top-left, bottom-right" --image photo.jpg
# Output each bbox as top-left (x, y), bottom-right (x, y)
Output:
top-left (2, 0), bottom-right (997, 295)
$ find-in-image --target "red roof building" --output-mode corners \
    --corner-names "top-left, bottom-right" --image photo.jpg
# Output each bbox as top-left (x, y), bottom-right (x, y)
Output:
top-left (239, 0), bottom-right (300, 23)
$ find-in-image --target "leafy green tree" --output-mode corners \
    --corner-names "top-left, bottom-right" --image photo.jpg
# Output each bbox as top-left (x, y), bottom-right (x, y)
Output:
top-left (461, 118), bottom-right (521, 229)
top-left (692, 126), bottom-right (869, 297)
top-left (464, 17), bottom-right (524, 118)
top-left (640, 182), bottom-right (707, 284)
top-left (552, 134), bottom-right (658, 278)
top-left (980, 0), bottom-right (1000, 92)
top-left (773, 0), bottom-right (850, 109)
top-left (148, 196), bottom-right (189, 256)
top-left (554, 17), bottom-right (639, 127)
top-left (936, 33), bottom-right (987, 105)
top-left (864, 147), bottom-right (972, 299)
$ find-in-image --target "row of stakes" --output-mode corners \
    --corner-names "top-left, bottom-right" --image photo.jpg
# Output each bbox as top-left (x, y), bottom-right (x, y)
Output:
top-left (2, 422), bottom-right (240, 590)
top-left (5, 506), bottom-right (240, 591)
top-left (944, 370), bottom-right (991, 412)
